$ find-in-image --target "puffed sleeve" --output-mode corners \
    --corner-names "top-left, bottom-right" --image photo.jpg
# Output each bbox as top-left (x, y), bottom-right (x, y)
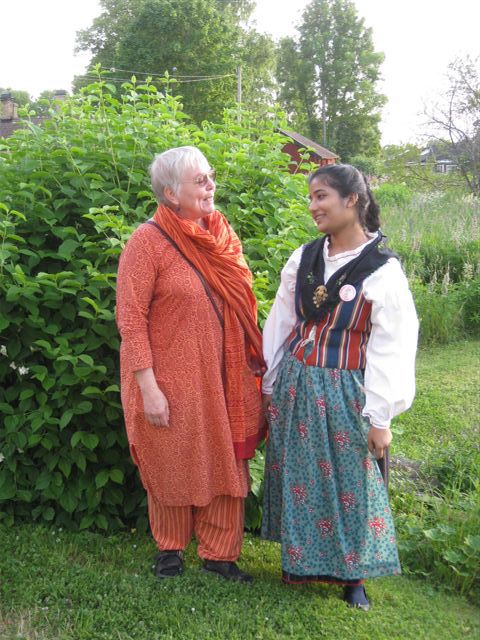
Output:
top-left (362, 258), bottom-right (419, 428)
top-left (116, 227), bottom-right (158, 372)
top-left (262, 246), bottom-right (303, 393)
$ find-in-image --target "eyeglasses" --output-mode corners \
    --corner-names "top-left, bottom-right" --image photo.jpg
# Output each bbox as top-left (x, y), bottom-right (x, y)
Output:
top-left (182, 169), bottom-right (216, 186)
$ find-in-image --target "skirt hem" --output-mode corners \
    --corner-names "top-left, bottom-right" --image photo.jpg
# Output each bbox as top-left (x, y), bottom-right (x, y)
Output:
top-left (282, 572), bottom-right (366, 586)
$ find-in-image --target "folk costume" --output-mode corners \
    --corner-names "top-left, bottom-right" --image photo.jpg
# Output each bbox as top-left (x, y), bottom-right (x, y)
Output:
top-left (116, 204), bottom-right (265, 560)
top-left (261, 232), bottom-right (418, 584)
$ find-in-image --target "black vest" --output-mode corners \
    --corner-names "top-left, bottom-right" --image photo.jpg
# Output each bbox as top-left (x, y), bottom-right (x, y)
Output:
top-left (295, 232), bottom-right (397, 323)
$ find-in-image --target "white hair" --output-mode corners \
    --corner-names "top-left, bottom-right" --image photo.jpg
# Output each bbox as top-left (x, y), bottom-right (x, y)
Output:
top-left (149, 146), bottom-right (210, 204)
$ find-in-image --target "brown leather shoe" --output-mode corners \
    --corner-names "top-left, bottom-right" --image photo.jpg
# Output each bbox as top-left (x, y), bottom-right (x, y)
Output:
top-left (202, 560), bottom-right (253, 583)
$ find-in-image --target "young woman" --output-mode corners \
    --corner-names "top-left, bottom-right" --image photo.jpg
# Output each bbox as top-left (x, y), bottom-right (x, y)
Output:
top-left (261, 164), bottom-right (418, 610)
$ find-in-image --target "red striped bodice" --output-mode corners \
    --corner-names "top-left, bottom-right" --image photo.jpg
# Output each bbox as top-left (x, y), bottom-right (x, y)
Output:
top-left (288, 286), bottom-right (372, 370)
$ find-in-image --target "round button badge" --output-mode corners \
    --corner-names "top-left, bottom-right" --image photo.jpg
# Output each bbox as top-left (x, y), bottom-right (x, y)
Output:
top-left (339, 284), bottom-right (356, 302)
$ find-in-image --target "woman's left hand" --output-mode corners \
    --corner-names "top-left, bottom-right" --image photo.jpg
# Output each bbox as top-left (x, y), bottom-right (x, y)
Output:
top-left (367, 426), bottom-right (392, 459)
top-left (249, 354), bottom-right (267, 377)
top-left (262, 393), bottom-right (273, 418)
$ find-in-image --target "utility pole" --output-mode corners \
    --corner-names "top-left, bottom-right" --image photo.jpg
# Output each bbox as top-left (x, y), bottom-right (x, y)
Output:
top-left (236, 66), bottom-right (242, 122)
top-left (322, 94), bottom-right (327, 147)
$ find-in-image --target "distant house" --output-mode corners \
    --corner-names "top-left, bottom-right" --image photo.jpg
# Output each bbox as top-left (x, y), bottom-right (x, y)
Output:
top-left (0, 91), bottom-right (68, 138)
top-left (279, 128), bottom-right (338, 173)
top-left (419, 145), bottom-right (458, 174)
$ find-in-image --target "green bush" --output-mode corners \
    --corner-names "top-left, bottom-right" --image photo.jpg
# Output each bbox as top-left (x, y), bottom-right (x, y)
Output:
top-left (0, 79), bottom-right (314, 532)
top-left (394, 495), bottom-right (480, 600)
top-left (374, 182), bottom-right (413, 207)
top-left (393, 478), bottom-right (480, 600)
top-left (409, 277), bottom-right (465, 345)
top-left (348, 154), bottom-right (382, 177)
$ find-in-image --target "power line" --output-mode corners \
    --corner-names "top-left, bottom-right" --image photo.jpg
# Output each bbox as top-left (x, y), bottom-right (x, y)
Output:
top-left (174, 75), bottom-right (236, 83)
top-left (79, 72), bottom-right (235, 85)
top-left (102, 65), bottom-right (236, 80)
top-left (79, 74), bottom-right (150, 83)
top-left (76, 66), bottom-right (243, 106)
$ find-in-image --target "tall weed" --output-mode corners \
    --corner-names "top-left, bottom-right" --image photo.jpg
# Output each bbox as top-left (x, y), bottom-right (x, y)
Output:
top-left (410, 275), bottom-right (465, 344)
top-left (392, 426), bottom-right (480, 600)
top-left (381, 190), bottom-right (479, 281)
top-left (379, 188), bottom-right (480, 340)
top-left (393, 482), bottom-right (480, 600)
top-left (457, 269), bottom-right (480, 332)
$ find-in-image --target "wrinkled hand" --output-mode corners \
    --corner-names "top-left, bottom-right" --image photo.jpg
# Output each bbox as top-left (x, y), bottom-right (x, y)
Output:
top-left (367, 426), bottom-right (392, 459)
top-left (251, 364), bottom-right (266, 377)
top-left (262, 393), bottom-right (273, 419)
top-left (249, 355), bottom-right (267, 377)
top-left (142, 387), bottom-right (170, 427)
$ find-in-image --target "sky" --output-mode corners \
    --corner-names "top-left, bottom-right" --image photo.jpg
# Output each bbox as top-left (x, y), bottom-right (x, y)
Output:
top-left (0, 0), bottom-right (479, 145)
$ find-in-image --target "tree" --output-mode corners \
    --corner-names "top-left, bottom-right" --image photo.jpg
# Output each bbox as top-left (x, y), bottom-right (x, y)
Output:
top-left (276, 0), bottom-right (386, 161)
top-left (75, 0), bottom-right (148, 70)
top-left (215, 0), bottom-right (255, 21)
top-left (426, 55), bottom-right (480, 196)
top-left (75, 0), bottom-right (276, 123)
top-left (348, 154), bottom-right (382, 177)
top-left (232, 28), bottom-right (277, 115)
top-left (381, 143), bottom-right (423, 181)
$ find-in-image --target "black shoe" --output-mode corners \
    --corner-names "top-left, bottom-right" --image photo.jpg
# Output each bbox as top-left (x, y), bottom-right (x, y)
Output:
top-left (202, 560), bottom-right (253, 583)
top-left (343, 585), bottom-right (370, 611)
top-left (153, 550), bottom-right (184, 579)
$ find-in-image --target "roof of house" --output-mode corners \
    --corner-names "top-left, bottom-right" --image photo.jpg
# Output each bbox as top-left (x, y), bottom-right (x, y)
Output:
top-left (420, 144), bottom-right (457, 164)
top-left (279, 128), bottom-right (338, 159)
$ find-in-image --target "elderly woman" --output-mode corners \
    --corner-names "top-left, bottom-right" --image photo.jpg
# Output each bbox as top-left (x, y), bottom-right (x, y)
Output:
top-left (116, 146), bottom-right (265, 582)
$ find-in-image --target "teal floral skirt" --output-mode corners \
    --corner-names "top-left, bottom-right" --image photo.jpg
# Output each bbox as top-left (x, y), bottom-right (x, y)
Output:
top-left (261, 352), bottom-right (401, 584)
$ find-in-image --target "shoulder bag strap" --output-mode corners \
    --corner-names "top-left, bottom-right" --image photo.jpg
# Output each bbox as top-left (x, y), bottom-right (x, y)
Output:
top-left (145, 220), bottom-right (224, 329)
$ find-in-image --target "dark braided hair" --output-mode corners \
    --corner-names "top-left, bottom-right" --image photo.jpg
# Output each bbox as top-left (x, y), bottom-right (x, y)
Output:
top-left (308, 164), bottom-right (381, 232)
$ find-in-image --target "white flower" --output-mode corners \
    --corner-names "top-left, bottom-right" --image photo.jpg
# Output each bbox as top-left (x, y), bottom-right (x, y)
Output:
top-left (0, 453), bottom-right (5, 463)
top-left (0, 345), bottom-right (7, 356)
top-left (18, 366), bottom-right (29, 376)
top-left (9, 361), bottom-right (17, 370)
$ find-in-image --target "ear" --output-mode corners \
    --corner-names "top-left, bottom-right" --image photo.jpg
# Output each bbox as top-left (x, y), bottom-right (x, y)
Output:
top-left (346, 193), bottom-right (358, 208)
top-left (164, 186), bottom-right (179, 207)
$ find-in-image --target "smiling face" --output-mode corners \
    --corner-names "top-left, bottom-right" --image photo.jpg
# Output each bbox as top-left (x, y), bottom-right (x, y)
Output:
top-left (308, 177), bottom-right (359, 235)
top-left (164, 163), bottom-right (216, 222)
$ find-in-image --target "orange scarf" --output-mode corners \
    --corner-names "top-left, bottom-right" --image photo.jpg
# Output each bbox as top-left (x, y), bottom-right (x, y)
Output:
top-left (153, 204), bottom-right (266, 458)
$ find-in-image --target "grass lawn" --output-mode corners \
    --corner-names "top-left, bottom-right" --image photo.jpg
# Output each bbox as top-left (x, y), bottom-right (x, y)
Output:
top-left (1, 525), bottom-right (479, 640)
top-left (1, 341), bottom-right (479, 639)
top-left (393, 339), bottom-right (480, 460)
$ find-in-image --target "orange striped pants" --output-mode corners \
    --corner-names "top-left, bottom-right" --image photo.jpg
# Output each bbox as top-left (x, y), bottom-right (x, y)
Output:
top-left (147, 493), bottom-right (245, 561)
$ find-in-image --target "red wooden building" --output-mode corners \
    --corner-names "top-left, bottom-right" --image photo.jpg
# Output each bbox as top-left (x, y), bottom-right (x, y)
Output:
top-left (280, 128), bottom-right (338, 173)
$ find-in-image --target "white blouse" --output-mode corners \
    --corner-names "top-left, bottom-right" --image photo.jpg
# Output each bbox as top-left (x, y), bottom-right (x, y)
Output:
top-left (262, 236), bottom-right (419, 429)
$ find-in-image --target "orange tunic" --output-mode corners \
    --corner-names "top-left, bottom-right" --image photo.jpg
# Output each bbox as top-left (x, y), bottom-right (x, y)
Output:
top-left (116, 222), bottom-right (248, 506)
